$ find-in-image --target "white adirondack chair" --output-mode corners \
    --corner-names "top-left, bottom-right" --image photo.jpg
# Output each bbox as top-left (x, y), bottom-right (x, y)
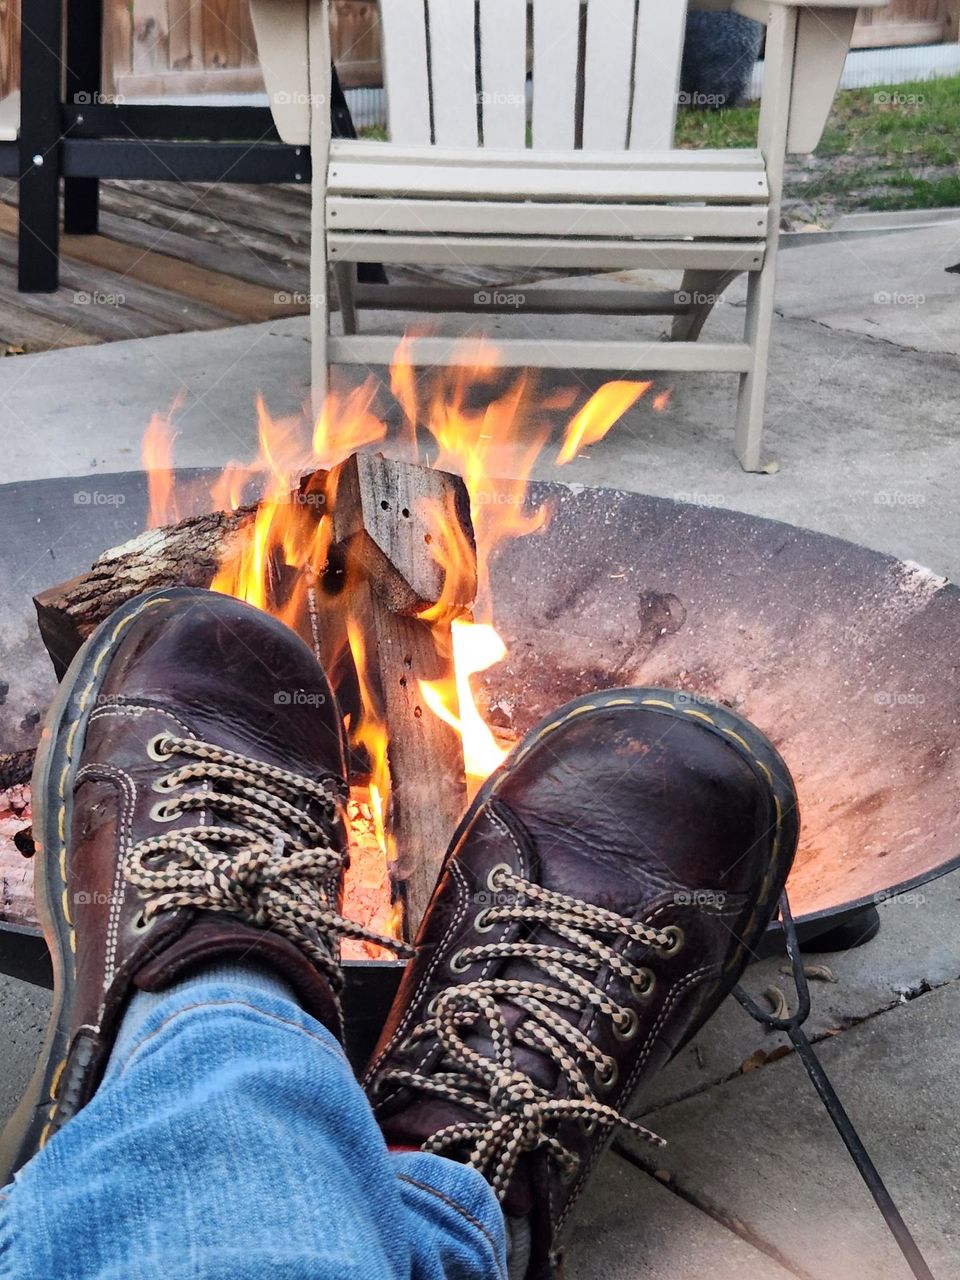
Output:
top-left (249, 0), bottom-right (878, 471)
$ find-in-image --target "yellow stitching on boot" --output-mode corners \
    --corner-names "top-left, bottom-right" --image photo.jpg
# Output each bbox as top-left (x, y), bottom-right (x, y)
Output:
top-left (721, 729), bottom-right (752, 753)
top-left (682, 709), bottom-right (716, 726)
top-left (640, 698), bottom-right (675, 710)
top-left (61, 889), bottom-right (73, 924)
top-left (49, 1058), bottom-right (66, 1099)
top-left (54, 596), bottom-right (171, 974)
top-left (538, 703), bottom-right (598, 740)
top-left (38, 1121), bottom-right (51, 1149)
top-left (602, 698), bottom-right (638, 707)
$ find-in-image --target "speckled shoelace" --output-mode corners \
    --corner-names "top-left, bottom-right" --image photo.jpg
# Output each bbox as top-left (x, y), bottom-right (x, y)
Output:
top-left (376, 865), bottom-right (672, 1198)
top-left (124, 732), bottom-right (411, 986)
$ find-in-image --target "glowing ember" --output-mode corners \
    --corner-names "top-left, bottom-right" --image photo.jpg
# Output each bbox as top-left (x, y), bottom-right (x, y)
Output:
top-left (143, 341), bottom-right (666, 954)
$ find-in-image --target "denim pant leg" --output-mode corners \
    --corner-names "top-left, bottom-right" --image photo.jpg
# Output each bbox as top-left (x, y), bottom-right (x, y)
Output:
top-left (0, 977), bottom-right (505, 1280)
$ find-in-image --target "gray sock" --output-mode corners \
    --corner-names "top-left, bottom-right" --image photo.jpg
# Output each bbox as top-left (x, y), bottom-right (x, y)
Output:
top-left (506, 1215), bottom-right (532, 1280)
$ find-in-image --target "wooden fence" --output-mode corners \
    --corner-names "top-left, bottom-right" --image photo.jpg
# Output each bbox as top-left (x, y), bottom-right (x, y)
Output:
top-left (1, 1), bottom-right (958, 101)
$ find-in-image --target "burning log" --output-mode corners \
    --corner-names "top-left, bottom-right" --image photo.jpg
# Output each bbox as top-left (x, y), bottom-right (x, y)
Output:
top-left (331, 453), bottom-right (476, 939)
top-left (0, 783), bottom-right (33, 926)
top-left (0, 751), bottom-right (34, 792)
top-left (34, 506), bottom-right (256, 679)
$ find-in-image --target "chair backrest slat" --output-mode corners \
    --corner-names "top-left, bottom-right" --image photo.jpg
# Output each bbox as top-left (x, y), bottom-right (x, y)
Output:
top-left (582, 0), bottom-right (636, 151)
top-left (379, 0), bottom-right (690, 152)
top-left (530, 0), bottom-right (580, 150)
top-left (380, 0), bottom-right (432, 144)
top-left (429, 0), bottom-right (480, 147)
top-left (629, 0), bottom-right (687, 150)
top-left (479, 0), bottom-right (528, 149)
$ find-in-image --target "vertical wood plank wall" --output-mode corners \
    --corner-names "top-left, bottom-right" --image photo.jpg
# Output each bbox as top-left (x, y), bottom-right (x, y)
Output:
top-left (0, 1), bottom-right (956, 100)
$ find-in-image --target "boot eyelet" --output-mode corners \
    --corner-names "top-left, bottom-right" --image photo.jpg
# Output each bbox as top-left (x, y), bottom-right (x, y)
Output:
top-left (560, 1161), bottom-right (579, 1184)
top-left (579, 1117), bottom-right (598, 1136)
top-left (613, 1008), bottom-right (639, 1041)
top-left (486, 863), bottom-right (511, 891)
top-left (632, 968), bottom-right (656, 998)
top-left (132, 912), bottom-right (150, 932)
top-left (595, 1058), bottom-right (618, 1089)
top-left (426, 993), bottom-right (442, 1017)
top-left (449, 949), bottom-right (472, 974)
top-left (149, 800), bottom-right (179, 823)
top-left (474, 909), bottom-right (496, 934)
top-left (151, 774), bottom-right (180, 794)
top-left (146, 734), bottom-right (174, 762)
top-left (661, 925), bottom-right (685, 956)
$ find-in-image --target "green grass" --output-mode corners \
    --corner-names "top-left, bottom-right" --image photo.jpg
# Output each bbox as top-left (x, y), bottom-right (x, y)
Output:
top-left (360, 75), bottom-right (960, 218)
top-left (674, 74), bottom-right (960, 217)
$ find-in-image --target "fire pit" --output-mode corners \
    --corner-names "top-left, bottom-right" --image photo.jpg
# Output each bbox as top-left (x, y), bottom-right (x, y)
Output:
top-left (2, 458), bottom-right (958, 1070)
top-left (1, 357), bottom-right (957, 1076)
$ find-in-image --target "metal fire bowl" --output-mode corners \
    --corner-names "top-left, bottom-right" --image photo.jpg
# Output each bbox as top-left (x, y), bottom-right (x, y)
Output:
top-left (1, 472), bottom-right (958, 1064)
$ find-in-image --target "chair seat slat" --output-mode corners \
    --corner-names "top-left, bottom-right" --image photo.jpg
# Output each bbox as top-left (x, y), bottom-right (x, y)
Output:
top-left (328, 232), bottom-right (765, 272)
top-left (330, 139), bottom-right (766, 172)
top-left (328, 196), bottom-right (768, 238)
top-left (328, 159), bottom-right (769, 203)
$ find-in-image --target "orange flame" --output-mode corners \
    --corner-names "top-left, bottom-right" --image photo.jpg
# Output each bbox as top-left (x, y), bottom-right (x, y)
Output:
top-left (143, 403), bottom-right (181, 528)
top-left (419, 618), bottom-right (509, 784)
top-left (142, 341), bottom-right (665, 951)
top-left (556, 380), bottom-right (652, 465)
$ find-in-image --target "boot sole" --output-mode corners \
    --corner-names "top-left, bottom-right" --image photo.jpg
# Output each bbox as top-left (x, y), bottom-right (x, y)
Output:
top-left (0, 588), bottom-right (200, 1182)
top-left (442, 686), bottom-right (799, 1056)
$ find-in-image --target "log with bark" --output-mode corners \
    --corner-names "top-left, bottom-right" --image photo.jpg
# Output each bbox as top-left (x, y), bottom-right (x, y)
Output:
top-left (34, 506), bottom-right (257, 679)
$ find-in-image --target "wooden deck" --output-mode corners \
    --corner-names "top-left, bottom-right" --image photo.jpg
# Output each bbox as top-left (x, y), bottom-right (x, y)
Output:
top-left (0, 179), bottom-right (555, 355)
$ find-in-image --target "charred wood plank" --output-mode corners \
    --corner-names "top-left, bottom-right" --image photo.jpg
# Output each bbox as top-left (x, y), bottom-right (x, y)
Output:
top-left (331, 453), bottom-right (473, 939)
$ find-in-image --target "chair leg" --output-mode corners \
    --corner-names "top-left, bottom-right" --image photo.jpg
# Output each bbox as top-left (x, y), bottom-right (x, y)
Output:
top-left (334, 262), bottom-right (359, 335)
top-left (18, 0), bottom-right (62, 291)
top-left (309, 218), bottom-right (329, 414)
top-left (670, 268), bottom-right (741, 343)
top-left (734, 259), bottom-right (780, 474)
top-left (63, 0), bottom-right (102, 235)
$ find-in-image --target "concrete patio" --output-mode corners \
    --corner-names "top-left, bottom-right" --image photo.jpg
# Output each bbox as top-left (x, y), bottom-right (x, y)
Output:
top-left (0, 214), bottom-right (957, 1279)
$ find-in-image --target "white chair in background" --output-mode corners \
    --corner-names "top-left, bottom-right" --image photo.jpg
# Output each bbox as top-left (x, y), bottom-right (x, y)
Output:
top-left (248, 0), bottom-right (878, 470)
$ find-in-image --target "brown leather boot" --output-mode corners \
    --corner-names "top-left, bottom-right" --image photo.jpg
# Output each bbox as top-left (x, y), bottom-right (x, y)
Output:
top-left (363, 688), bottom-right (799, 1279)
top-left (0, 586), bottom-right (384, 1181)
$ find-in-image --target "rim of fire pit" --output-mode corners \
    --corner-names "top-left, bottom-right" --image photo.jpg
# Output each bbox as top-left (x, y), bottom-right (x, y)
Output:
top-left (1, 469), bottom-right (957, 943)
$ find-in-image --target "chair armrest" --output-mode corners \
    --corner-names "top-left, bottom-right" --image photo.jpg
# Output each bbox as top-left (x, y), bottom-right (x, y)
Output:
top-left (730, 0), bottom-right (870, 153)
top-left (731, 0), bottom-right (884, 14)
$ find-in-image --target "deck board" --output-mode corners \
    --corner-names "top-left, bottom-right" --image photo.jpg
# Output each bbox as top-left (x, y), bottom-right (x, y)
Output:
top-left (0, 179), bottom-right (570, 354)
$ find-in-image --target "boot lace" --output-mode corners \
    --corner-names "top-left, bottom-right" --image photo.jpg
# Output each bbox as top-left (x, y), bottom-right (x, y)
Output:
top-left (376, 865), bottom-right (670, 1199)
top-left (125, 732), bottom-right (411, 986)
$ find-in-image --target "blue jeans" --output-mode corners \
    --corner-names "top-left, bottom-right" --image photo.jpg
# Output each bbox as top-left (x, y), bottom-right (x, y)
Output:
top-left (0, 971), bottom-right (506, 1280)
